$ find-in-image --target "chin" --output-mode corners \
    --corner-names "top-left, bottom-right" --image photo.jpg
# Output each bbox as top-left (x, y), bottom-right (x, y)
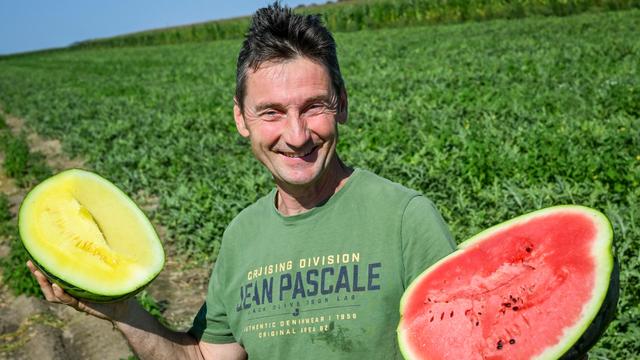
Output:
top-left (276, 168), bottom-right (322, 187)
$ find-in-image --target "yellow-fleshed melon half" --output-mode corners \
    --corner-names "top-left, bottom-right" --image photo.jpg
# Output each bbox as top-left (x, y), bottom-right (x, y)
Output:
top-left (19, 169), bottom-right (164, 302)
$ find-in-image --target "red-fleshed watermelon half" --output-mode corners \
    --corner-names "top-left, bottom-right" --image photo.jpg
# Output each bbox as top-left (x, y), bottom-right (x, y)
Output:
top-left (398, 205), bottom-right (618, 360)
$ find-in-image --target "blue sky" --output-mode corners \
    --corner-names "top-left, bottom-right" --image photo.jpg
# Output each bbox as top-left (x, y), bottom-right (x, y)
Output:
top-left (0, 0), bottom-right (321, 55)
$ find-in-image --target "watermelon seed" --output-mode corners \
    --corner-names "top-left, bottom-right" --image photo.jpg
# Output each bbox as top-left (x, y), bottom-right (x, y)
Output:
top-left (503, 302), bottom-right (511, 308)
top-left (497, 340), bottom-right (503, 350)
top-left (512, 306), bottom-right (519, 311)
top-left (430, 316), bottom-right (434, 322)
top-left (509, 339), bottom-right (516, 345)
top-left (526, 247), bottom-right (532, 253)
top-left (440, 312), bottom-right (444, 320)
top-left (478, 312), bottom-right (482, 315)
top-left (450, 311), bottom-right (454, 318)
top-left (475, 321), bottom-right (479, 326)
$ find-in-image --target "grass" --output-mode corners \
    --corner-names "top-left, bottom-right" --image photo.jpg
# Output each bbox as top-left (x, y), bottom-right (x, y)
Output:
top-left (0, 194), bottom-right (13, 238)
top-left (0, 113), bottom-right (47, 297)
top-left (0, 124), bottom-right (51, 188)
top-left (0, 9), bottom-right (638, 357)
top-left (0, 193), bottom-right (41, 298)
top-left (0, 116), bottom-right (50, 297)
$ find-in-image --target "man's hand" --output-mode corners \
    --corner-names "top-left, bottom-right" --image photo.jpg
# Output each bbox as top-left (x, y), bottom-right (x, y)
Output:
top-left (27, 260), bottom-right (132, 322)
top-left (27, 260), bottom-right (247, 360)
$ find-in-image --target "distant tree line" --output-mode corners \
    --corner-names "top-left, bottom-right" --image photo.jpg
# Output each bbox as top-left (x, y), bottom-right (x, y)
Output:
top-left (71, 0), bottom-right (640, 49)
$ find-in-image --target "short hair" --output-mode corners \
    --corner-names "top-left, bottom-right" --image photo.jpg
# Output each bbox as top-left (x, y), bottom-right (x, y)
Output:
top-left (235, 2), bottom-right (345, 111)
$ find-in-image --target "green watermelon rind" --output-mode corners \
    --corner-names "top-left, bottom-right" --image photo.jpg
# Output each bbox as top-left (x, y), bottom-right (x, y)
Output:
top-left (19, 168), bottom-right (165, 303)
top-left (25, 244), bottom-right (157, 303)
top-left (397, 205), bottom-right (614, 360)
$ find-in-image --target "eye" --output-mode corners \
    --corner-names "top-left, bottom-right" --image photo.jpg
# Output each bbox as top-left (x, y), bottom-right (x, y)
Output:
top-left (259, 109), bottom-right (282, 121)
top-left (304, 103), bottom-right (327, 116)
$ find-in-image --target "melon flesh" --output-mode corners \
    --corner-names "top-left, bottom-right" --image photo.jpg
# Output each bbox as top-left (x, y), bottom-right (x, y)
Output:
top-left (398, 206), bottom-right (616, 360)
top-left (19, 169), bottom-right (164, 302)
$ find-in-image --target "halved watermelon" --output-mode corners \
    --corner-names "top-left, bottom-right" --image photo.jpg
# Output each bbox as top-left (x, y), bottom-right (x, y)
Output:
top-left (19, 169), bottom-right (165, 302)
top-left (398, 205), bottom-right (618, 359)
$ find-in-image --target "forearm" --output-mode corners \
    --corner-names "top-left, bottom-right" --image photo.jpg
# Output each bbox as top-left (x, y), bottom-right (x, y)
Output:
top-left (28, 261), bottom-right (245, 360)
top-left (113, 298), bottom-right (204, 360)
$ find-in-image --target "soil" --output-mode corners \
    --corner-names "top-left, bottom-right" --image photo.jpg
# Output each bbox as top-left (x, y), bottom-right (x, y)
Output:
top-left (0, 111), bottom-right (212, 359)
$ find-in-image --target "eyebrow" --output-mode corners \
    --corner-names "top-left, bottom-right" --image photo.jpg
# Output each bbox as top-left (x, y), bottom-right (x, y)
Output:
top-left (254, 102), bottom-right (285, 112)
top-left (254, 94), bottom-right (333, 112)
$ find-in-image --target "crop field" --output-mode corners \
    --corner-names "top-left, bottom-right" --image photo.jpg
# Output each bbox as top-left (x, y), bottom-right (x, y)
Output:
top-left (69, 0), bottom-right (640, 49)
top-left (0, 9), bottom-right (638, 358)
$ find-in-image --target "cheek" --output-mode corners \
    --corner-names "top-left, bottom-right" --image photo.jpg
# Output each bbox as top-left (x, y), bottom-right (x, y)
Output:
top-left (309, 116), bottom-right (337, 140)
top-left (250, 122), bottom-right (282, 147)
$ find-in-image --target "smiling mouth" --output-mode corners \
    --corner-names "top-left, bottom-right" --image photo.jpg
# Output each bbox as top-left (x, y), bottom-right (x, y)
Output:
top-left (279, 146), bottom-right (317, 158)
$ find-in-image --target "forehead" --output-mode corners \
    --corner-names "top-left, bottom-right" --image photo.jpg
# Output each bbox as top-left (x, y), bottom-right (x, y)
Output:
top-left (244, 57), bottom-right (332, 107)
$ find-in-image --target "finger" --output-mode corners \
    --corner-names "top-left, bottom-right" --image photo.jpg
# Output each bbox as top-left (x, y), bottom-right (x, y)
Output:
top-left (27, 261), bottom-right (57, 301)
top-left (52, 284), bottom-right (79, 308)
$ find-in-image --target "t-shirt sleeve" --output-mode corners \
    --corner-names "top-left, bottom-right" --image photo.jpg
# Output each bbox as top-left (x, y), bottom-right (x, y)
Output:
top-left (401, 195), bottom-right (456, 288)
top-left (188, 254), bottom-right (236, 344)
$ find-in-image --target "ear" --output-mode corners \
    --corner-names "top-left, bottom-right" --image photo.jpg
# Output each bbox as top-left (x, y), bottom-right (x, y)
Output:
top-left (336, 88), bottom-right (348, 124)
top-left (233, 97), bottom-right (250, 138)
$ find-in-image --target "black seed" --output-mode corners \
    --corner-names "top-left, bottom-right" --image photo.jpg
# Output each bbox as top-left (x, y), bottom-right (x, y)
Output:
top-left (450, 311), bottom-right (454, 318)
top-left (440, 312), bottom-right (444, 320)
top-left (504, 302), bottom-right (512, 308)
top-left (526, 247), bottom-right (532, 253)
top-left (430, 316), bottom-right (434, 322)
top-left (478, 312), bottom-right (482, 315)
top-left (428, 297), bottom-right (432, 302)
top-left (509, 339), bottom-right (516, 345)
top-left (497, 340), bottom-right (503, 350)
top-left (475, 321), bottom-right (479, 326)
top-left (513, 306), bottom-right (519, 311)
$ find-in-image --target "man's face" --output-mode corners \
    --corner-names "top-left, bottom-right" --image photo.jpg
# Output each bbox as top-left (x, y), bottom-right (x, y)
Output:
top-left (234, 57), bottom-right (346, 189)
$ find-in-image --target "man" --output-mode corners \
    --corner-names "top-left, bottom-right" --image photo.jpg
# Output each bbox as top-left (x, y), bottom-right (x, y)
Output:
top-left (28, 3), bottom-right (455, 359)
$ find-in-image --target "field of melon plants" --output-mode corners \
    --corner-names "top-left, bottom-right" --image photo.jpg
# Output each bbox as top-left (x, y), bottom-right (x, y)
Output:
top-left (0, 9), bottom-right (638, 358)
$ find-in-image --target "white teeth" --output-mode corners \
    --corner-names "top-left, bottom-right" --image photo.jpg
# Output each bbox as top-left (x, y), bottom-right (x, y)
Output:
top-left (281, 148), bottom-right (314, 158)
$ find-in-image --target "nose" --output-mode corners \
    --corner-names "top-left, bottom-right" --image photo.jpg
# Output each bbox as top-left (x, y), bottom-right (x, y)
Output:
top-left (282, 112), bottom-right (311, 148)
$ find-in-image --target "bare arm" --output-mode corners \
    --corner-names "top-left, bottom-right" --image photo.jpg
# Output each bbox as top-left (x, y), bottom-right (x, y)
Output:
top-left (27, 261), bottom-right (246, 360)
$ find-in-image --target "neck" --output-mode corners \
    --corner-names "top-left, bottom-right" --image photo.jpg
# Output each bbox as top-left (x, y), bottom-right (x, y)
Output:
top-left (275, 157), bottom-right (353, 216)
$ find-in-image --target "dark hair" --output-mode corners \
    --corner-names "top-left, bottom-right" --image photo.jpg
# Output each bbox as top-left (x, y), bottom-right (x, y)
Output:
top-left (235, 2), bottom-right (345, 111)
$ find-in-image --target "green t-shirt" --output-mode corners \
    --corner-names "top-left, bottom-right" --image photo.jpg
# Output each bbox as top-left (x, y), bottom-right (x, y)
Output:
top-left (190, 169), bottom-right (455, 359)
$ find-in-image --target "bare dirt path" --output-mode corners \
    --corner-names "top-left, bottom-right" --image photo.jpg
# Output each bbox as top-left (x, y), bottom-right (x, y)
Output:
top-left (0, 111), bottom-right (211, 359)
